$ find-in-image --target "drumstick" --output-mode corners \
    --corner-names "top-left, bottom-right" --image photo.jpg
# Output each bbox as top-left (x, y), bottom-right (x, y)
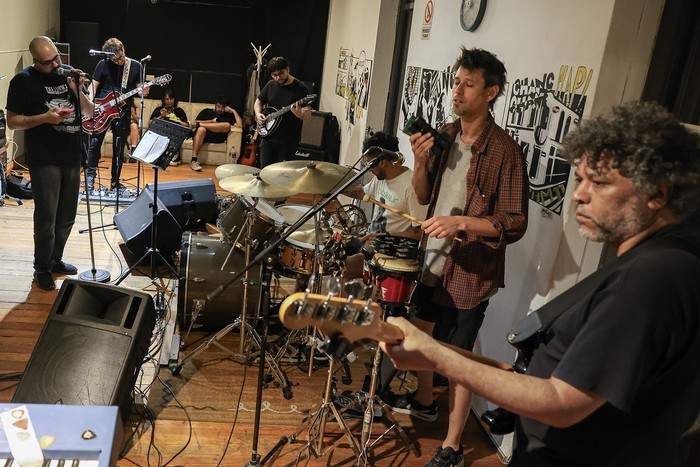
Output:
top-left (362, 194), bottom-right (463, 243)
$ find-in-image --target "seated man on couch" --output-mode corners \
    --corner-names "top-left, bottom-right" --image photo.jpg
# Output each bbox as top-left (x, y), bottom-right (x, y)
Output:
top-left (188, 96), bottom-right (242, 171)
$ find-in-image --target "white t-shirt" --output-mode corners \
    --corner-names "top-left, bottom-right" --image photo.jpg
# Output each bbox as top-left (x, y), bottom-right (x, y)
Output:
top-left (364, 169), bottom-right (428, 234)
top-left (422, 136), bottom-right (471, 286)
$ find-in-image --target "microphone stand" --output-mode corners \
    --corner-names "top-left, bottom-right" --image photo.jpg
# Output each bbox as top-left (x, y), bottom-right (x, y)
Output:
top-left (75, 75), bottom-right (110, 282)
top-left (203, 159), bottom-right (381, 467)
top-left (135, 55), bottom-right (149, 195)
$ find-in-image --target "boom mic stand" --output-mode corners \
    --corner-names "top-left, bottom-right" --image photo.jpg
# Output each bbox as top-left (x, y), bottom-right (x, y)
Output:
top-left (134, 54), bottom-right (150, 196)
top-left (114, 118), bottom-right (187, 284)
top-left (198, 158), bottom-right (383, 466)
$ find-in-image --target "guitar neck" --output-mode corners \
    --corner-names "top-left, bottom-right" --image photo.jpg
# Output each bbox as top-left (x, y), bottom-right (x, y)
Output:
top-left (279, 293), bottom-right (512, 372)
top-left (113, 84), bottom-right (148, 105)
top-left (266, 101), bottom-right (295, 120)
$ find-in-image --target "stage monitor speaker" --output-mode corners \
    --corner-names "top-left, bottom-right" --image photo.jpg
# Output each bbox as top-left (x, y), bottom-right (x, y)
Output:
top-left (300, 111), bottom-right (332, 149)
top-left (145, 178), bottom-right (217, 228)
top-left (114, 188), bottom-right (183, 258)
top-left (293, 145), bottom-right (326, 162)
top-left (12, 279), bottom-right (156, 423)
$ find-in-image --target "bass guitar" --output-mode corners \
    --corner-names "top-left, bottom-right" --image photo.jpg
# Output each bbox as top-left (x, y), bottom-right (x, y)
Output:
top-left (258, 94), bottom-right (316, 138)
top-left (238, 128), bottom-right (259, 166)
top-left (82, 74), bottom-right (172, 134)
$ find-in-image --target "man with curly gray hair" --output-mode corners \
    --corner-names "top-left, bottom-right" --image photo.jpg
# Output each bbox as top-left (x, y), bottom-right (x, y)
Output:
top-left (380, 100), bottom-right (700, 466)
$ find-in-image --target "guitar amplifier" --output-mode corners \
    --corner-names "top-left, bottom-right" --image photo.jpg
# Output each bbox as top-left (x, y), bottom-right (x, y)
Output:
top-left (292, 145), bottom-right (326, 162)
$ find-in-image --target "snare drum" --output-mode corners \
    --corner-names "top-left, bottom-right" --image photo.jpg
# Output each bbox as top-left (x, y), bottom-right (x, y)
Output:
top-left (370, 253), bottom-right (422, 305)
top-left (218, 196), bottom-right (284, 250)
top-left (178, 232), bottom-right (261, 328)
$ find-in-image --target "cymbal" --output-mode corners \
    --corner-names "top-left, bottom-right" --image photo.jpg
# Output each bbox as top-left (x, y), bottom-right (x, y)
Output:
top-left (214, 164), bottom-right (259, 181)
top-left (219, 174), bottom-right (298, 199)
top-left (259, 160), bottom-right (358, 194)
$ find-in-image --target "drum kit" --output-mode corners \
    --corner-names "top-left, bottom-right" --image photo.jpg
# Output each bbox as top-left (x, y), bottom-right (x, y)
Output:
top-left (172, 158), bottom-right (423, 462)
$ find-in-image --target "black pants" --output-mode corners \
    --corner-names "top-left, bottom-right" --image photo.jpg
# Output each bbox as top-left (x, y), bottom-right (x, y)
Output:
top-left (259, 138), bottom-right (299, 168)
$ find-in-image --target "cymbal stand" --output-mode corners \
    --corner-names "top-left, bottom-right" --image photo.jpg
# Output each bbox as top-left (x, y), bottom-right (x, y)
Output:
top-left (171, 206), bottom-right (291, 398)
top-left (356, 307), bottom-right (418, 465)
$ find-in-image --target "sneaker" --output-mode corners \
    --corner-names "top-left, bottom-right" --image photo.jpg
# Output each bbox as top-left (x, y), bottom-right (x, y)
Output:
top-left (190, 159), bottom-right (202, 172)
top-left (387, 391), bottom-right (438, 422)
top-left (425, 445), bottom-right (464, 467)
top-left (51, 261), bottom-right (78, 275)
top-left (34, 271), bottom-right (56, 291)
top-left (169, 156), bottom-right (182, 166)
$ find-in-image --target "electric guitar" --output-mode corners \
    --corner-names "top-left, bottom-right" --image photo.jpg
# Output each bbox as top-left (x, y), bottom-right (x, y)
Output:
top-left (82, 74), bottom-right (172, 134)
top-left (279, 292), bottom-right (513, 371)
top-left (258, 94), bottom-right (316, 138)
top-left (238, 128), bottom-right (259, 166)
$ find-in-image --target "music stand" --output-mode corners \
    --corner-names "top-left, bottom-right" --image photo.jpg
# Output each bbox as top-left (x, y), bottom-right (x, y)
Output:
top-left (114, 118), bottom-right (190, 285)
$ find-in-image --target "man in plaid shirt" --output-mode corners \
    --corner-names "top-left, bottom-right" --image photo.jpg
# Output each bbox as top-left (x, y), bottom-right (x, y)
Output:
top-left (389, 47), bottom-right (529, 467)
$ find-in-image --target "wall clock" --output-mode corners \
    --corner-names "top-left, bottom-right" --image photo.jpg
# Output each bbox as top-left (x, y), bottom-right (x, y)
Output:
top-left (460, 0), bottom-right (487, 32)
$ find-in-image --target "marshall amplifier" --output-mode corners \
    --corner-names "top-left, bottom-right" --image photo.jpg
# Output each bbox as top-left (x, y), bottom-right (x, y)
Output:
top-left (292, 145), bottom-right (326, 162)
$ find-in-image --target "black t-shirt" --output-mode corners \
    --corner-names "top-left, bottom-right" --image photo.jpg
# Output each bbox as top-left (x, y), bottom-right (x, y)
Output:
top-left (257, 78), bottom-right (310, 143)
top-left (92, 58), bottom-right (143, 111)
top-left (195, 108), bottom-right (236, 126)
top-left (510, 225), bottom-right (700, 467)
top-left (150, 106), bottom-right (188, 125)
top-left (6, 66), bottom-right (81, 167)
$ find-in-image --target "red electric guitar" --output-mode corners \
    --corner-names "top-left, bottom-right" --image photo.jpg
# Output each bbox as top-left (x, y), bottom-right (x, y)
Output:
top-left (82, 74), bottom-right (171, 134)
top-left (238, 128), bottom-right (259, 166)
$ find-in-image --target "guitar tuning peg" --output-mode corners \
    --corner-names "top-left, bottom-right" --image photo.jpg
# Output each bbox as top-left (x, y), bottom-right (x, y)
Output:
top-left (362, 284), bottom-right (374, 300)
top-left (344, 280), bottom-right (363, 301)
top-left (326, 277), bottom-right (340, 295)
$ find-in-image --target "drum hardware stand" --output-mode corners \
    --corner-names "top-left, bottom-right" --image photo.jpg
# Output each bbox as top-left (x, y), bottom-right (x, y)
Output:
top-left (356, 311), bottom-right (419, 465)
top-left (172, 208), bottom-right (292, 398)
top-left (115, 118), bottom-right (188, 284)
top-left (198, 155), bottom-right (386, 466)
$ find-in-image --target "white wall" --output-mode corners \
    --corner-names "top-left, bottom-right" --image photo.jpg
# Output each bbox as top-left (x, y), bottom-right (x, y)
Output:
top-left (320, 0), bottom-right (401, 167)
top-left (1, 0), bottom-right (61, 159)
top-left (322, 0), bottom-right (666, 459)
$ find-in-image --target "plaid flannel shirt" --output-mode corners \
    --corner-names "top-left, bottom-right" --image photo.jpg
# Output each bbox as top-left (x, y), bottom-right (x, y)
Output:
top-left (421, 116), bottom-right (529, 309)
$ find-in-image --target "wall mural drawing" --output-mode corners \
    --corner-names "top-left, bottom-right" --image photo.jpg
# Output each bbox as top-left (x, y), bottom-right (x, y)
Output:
top-left (335, 48), bottom-right (373, 126)
top-left (399, 63), bottom-right (593, 216)
top-left (505, 65), bottom-right (593, 215)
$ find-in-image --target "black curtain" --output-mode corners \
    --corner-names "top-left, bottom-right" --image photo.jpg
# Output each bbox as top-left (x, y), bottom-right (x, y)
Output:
top-left (60, 0), bottom-right (329, 110)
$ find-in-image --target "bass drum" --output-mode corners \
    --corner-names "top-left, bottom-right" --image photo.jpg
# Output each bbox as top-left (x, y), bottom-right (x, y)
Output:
top-left (178, 232), bottom-right (261, 329)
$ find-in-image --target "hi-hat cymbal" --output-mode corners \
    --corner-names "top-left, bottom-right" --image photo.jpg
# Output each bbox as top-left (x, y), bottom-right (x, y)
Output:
top-left (219, 174), bottom-right (298, 199)
top-left (259, 160), bottom-right (358, 194)
top-left (214, 164), bottom-right (259, 181)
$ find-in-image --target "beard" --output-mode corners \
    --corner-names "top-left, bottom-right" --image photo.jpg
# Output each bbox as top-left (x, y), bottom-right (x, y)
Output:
top-left (576, 197), bottom-right (648, 244)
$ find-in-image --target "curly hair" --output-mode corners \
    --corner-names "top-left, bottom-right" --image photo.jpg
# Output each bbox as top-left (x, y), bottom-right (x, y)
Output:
top-left (363, 131), bottom-right (399, 152)
top-left (267, 57), bottom-right (289, 73)
top-left (561, 101), bottom-right (700, 218)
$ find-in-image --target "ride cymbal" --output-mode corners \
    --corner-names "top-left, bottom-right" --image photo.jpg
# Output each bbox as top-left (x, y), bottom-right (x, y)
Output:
top-left (214, 164), bottom-right (259, 181)
top-left (219, 174), bottom-right (298, 199)
top-left (259, 160), bottom-right (358, 194)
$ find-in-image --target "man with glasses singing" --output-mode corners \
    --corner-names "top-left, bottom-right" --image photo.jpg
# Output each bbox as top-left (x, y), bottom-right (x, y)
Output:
top-left (254, 56), bottom-right (311, 168)
top-left (6, 36), bottom-right (93, 290)
top-left (85, 37), bottom-right (147, 192)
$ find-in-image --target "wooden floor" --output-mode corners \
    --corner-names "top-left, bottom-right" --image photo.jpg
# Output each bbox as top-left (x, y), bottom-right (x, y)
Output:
top-left (0, 159), bottom-right (504, 466)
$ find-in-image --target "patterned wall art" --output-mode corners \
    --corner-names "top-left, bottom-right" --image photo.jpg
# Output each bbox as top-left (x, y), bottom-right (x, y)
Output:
top-left (335, 48), bottom-right (373, 126)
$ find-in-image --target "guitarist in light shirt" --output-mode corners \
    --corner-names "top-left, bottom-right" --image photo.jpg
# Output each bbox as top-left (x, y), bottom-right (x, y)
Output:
top-left (254, 56), bottom-right (311, 168)
top-left (85, 37), bottom-right (148, 192)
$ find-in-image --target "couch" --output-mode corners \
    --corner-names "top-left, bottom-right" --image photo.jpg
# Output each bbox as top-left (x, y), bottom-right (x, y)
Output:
top-left (100, 98), bottom-right (242, 166)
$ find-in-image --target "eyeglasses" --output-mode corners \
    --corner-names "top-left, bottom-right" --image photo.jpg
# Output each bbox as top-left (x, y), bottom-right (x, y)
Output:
top-left (110, 52), bottom-right (125, 62)
top-left (271, 70), bottom-right (287, 79)
top-left (34, 55), bottom-right (61, 66)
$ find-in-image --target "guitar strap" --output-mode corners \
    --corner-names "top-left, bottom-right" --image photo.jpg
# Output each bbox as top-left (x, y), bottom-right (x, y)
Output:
top-left (121, 58), bottom-right (131, 93)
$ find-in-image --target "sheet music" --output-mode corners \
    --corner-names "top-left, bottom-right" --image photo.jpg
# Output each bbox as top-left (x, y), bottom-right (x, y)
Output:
top-left (132, 131), bottom-right (170, 164)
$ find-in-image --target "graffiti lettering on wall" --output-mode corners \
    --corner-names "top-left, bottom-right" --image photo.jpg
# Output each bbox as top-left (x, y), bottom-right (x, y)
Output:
top-left (401, 65), bottom-right (453, 130)
top-left (334, 48), bottom-right (373, 126)
top-left (505, 66), bottom-right (593, 215)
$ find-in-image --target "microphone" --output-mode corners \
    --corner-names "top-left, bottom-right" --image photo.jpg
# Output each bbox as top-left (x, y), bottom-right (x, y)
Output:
top-left (362, 146), bottom-right (404, 166)
top-left (89, 49), bottom-right (114, 57)
top-left (57, 66), bottom-right (90, 81)
top-left (140, 55), bottom-right (152, 62)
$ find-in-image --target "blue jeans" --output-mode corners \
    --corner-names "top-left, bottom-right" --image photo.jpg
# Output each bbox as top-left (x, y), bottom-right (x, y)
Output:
top-left (28, 163), bottom-right (81, 272)
top-left (86, 115), bottom-right (128, 186)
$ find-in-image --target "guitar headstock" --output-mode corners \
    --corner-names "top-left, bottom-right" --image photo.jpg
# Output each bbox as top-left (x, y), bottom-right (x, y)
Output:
top-left (279, 291), bottom-right (392, 344)
top-left (300, 94), bottom-right (317, 106)
top-left (151, 74), bottom-right (172, 86)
